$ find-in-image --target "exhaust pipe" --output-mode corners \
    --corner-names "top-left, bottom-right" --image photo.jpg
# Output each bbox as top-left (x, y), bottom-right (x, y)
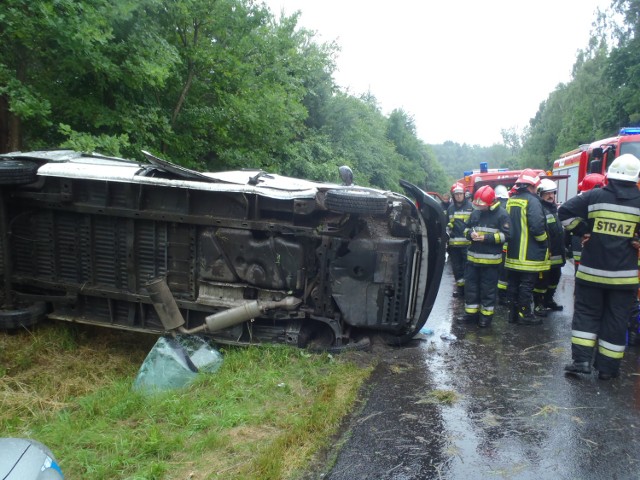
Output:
top-left (145, 277), bottom-right (301, 334)
top-left (145, 277), bottom-right (186, 331)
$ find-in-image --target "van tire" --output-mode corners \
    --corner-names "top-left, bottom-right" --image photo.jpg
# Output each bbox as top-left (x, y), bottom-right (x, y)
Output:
top-left (325, 188), bottom-right (388, 214)
top-left (0, 302), bottom-right (47, 330)
top-left (0, 160), bottom-right (39, 186)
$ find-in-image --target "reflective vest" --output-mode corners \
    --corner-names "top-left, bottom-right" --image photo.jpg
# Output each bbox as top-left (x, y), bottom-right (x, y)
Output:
top-left (446, 200), bottom-right (473, 247)
top-left (464, 202), bottom-right (510, 266)
top-left (505, 190), bottom-right (549, 272)
top-left (559, 180), bottom-right (640, 289)
top-left (541, 200), bottom-right (566, 267)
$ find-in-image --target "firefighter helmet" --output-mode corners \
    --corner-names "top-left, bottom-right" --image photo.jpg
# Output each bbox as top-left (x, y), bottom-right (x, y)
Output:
top-left (537, 178), bottom-right (557, 194)
top-left (494, 184), bottom-right (509, 199)
top-left (514, 168), bottom-right (541, 187)
top-left (472, 185), bottom-right (495, 210)
top-left (607, 154), bottom-right (640, 182)
top-left (578, 173), bottom-right (605, 192)
top-left (450, 182), bottom-right (464, 194)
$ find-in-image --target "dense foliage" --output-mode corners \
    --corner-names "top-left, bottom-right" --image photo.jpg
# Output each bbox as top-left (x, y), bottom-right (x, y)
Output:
top-left (517, 0), bottom-right (640, 169)
top-left (0, 0), bottom-right (449, 193)
top-left (3, 0), bottom-right (638, 194)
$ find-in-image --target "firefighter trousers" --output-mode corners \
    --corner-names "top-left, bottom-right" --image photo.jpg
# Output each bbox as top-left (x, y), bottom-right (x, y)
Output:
top-left (464, 263), bottom-right (499, 319)
top-left (533, 266), bottom-right (562, 300)
top-left (572, 283), bottom-right (634, 376)
top-left (506, 270), bottom-right (538, 311)
top-left (449, 246), bottom-right (468, 287)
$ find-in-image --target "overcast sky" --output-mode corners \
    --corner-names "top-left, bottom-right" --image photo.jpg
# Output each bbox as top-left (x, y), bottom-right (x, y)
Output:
top-left (262, 0), bottom-right (611, 146)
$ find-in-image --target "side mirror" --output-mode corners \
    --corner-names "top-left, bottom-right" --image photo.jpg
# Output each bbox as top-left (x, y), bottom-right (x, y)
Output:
top-left (339, 166), bottom-right (354, 186)
top-left (588, 159), bottom-right (602, 174)
top-left (592, 147), bottom-right (604, 160)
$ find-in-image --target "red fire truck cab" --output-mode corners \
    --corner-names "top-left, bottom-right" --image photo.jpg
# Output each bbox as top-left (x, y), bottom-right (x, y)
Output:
top-left (457, 163), bottom-right (550, 196)
top-left (553, 127), bottom-right (640, 204)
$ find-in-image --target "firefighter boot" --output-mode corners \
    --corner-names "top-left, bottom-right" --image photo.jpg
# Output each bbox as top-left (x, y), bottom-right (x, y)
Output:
top-left (597, 371), bottom-right (619, 380)
top-left (517, 305), bottom-right (542, 326)
top-left (457, 313), bottom-right (478, 323)
top-left (564, 361), bottom-right (591, 375)
top-left (478, 314), bottom-right (492, 328)
top-left (544, 290), bottom-right (563, 311)
top-left (497, 291), bottom-right (508, 306)
top-left (533, 293), bottom-right (548, 317)
top-left (508, 302), bottom-right (518, 324)
top-left (453, 285), bottom-right (464, 298)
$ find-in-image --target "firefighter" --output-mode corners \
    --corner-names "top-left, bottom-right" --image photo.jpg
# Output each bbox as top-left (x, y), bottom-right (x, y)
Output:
top-left (559, 154), bottom-right (640, 380)
top-left (440, 193), bottom-right (451, 212)
top-left (570, 173), bottom-right (606, 273)
top-left (446, 182), bottom-right (473, 297)
top-left (462, 186), bottom-right (510, 327)
top-left (505, 169), bottom-right (550, 325)
top-left (532, 179), bottom-right (565, 316)
top-left (494, 184), bottom-right (510, 304)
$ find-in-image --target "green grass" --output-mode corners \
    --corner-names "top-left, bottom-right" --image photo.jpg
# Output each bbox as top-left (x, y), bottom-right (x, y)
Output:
top-left (0, 321), bottom-right (374, 479)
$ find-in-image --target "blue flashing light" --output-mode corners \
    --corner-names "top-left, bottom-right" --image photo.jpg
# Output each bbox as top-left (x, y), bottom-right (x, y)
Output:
top-left (463, 170), bottom-right (473, 176)
top-left (480, 162), bottom-right (488, 173)
top-left (619, 127), bottom-right (640, 136)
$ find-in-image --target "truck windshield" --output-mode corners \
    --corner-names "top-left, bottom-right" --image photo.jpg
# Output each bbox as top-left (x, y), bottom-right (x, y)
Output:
top-left (620, 141), bottom-right (640, 159)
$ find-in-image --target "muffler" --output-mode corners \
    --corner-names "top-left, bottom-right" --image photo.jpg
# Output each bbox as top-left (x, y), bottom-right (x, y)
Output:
top-left (145, 277), bottom-right (301, 334)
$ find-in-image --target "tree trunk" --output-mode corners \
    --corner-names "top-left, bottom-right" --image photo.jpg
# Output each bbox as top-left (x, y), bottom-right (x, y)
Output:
top-left (0, 95), bottom-right (9, 154)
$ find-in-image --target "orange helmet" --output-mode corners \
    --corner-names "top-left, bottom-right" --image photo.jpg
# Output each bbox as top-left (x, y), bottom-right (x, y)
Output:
top-left (515, 168), bottom-right (541, 187)
top-left (450, 182), bottom-right (464, 194)
top-left (578, 173), bottom-right (606, 192)
top-left (472, 185), bottom-right (495, 210)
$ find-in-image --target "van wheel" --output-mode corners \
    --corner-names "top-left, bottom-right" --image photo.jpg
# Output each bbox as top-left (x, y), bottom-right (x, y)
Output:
top-left (325, 188), bottom-right (388, 214)
top-left (0, 160), bottom-right (39, 186)
top-left (0, 302), bottom-right (46, 330)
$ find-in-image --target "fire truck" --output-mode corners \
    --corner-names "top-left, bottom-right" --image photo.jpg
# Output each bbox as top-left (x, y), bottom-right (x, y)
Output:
top-left (552, 127), bottom-right (640, 204)
top-left (457, 162), bottom-right (551, 195)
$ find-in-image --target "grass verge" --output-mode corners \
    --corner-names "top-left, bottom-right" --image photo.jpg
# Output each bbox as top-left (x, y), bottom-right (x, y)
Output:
top-left (0, 321), bottom-right (374, 479)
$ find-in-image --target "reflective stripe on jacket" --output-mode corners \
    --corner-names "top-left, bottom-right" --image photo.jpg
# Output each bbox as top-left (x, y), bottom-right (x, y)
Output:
top-left (446, 200), bottom-right (473, 247)
top-left (464, 202), bottom-right (510, 266)
top-left (558, 180), bottom-right (640, 289)
top-left (542, 200), bottom-right (566, 267)
top-left (505, 190), bottom-right (549, 272)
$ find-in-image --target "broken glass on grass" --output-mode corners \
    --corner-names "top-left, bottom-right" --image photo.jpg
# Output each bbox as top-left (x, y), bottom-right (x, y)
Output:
top-left (133, 335), bottom-right (223, 393)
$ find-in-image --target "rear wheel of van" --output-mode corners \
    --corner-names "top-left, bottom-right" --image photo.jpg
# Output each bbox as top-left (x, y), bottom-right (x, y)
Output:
top-left (325, 188), bottom-right (389, 214)
top-left (0, 302), bottom-right (47, 330)
top-left (0, 160), bottom-right (39, 186)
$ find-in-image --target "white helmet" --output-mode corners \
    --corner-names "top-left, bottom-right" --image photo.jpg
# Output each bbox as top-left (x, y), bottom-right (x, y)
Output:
top-left (537, 178), bottom-right (557, 194)
top-left (607, 153), bottom-right (640, 182)
top-left (494, 184), bottom-right (509, 199)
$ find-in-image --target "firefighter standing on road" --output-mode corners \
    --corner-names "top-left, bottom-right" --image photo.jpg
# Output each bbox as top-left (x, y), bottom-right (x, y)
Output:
top-left (462, 186), bottom-right (510, 327)
top-left (533, 179), bottom-right (566, 316)
top-left (446, 182), bottom-right (473, 297)
top-left (505, 169), bottom-right (550, 325)
top-left (559, 154), bottom-right (640, 380)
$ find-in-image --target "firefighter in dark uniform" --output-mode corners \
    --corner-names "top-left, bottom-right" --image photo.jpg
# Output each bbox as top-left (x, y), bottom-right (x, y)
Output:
top-left (532, 179), bottom-right (566, 316)
top-left (446, 182), bottom-right (473, 297)
top-left (559, 154), bottom-right (640, 380)
top-left (494, 184), bottom-right (510, 304)
top-left (462, 186), bottom-right (510, 327)
top-left (570, 173), bottom-right (606, 273)
top-left (505, 169), bottom-right (550, 325)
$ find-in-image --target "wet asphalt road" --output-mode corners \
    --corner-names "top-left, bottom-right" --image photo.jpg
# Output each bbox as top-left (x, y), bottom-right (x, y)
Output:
top-left (323, 263), bottom-right (640, 480)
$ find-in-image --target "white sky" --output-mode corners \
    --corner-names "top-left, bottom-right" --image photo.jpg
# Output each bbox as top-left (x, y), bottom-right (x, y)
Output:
top-left (262, 0), bottom-right (611, 146)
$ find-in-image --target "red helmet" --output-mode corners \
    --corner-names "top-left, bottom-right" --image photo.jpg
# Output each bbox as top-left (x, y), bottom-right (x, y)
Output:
top-left (578, 173), bottom-right (606, 192)
top-left (472, 185), bottom-right (495, 209)
top-left (515, 168), bottom-right (541, 187)
top-left (450, 182), bottom-right (464, 194)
